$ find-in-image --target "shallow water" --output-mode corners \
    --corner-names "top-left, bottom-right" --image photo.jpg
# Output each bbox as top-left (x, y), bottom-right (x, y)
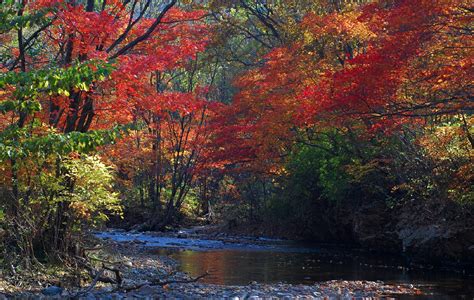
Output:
top-left (98, 230), bottom-right (474, 298)
top-left (158, 249), bottom-right (474, 298)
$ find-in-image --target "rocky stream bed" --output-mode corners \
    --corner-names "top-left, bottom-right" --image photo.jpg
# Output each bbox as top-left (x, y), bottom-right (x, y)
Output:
top-left (1, 227), bottom-right (472, 299)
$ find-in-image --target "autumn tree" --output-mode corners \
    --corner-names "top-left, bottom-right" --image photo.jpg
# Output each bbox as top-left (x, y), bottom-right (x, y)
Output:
top-left (208, 0), bottom-right (473, 241)
top-left (0, 0), bottom-right (209, 261)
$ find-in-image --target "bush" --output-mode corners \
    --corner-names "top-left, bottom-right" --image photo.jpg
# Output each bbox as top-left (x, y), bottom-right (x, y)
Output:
top-left (1, 153), bottom-right (121, 266)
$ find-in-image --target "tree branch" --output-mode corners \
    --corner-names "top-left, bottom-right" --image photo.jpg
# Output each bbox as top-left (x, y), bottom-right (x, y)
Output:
top-left (108, 0), bottom-right (177, 59)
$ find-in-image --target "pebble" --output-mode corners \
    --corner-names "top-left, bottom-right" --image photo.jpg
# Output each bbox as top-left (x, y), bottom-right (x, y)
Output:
top-left (123, 261), bottom-right (133, 267)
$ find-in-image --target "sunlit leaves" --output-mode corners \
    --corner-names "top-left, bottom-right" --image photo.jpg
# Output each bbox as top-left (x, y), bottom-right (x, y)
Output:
top-left (0, 61), bottom-right (113, 100)
top-left (0, 124), bottom-right (124, 161)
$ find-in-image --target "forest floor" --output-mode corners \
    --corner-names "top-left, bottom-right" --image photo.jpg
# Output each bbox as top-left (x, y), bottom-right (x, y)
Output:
top-left (0, 229), bottom-right (424, 299)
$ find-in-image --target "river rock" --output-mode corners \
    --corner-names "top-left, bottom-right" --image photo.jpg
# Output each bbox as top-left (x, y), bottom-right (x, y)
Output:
top-left (41, 286), bottom-right (63, 296)
top-left (136, 284), bottom-right (161, 295)
top-left (123, 261), bottom-right (133, 267)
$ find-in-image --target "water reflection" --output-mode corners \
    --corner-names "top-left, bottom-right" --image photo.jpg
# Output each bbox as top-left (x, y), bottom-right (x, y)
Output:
top-left (155, 248), bottom-right (474, 298)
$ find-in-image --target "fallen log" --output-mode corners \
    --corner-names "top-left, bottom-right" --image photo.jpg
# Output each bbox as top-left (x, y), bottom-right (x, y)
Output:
top-left (120, 271), bottom-right (210, 293)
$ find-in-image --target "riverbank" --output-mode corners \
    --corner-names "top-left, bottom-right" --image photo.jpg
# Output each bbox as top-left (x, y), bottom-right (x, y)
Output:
top-left (0, 232), bottom-right (427, 299)
top-left (217, 201), bottom-right (474, 273)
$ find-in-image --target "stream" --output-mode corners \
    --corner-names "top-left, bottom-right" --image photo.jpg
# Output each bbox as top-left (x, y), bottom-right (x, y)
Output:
top-left (97, 229), bottom-right (474, 298)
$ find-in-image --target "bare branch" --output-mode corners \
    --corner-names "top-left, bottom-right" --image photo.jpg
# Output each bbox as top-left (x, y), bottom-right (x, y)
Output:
top-left (109, 0), bottom-right (177, 59)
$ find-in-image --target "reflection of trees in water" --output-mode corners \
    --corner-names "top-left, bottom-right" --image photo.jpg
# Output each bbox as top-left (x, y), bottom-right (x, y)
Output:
top-left (176, 250), bottom-right (228, 285)
top-left (172, 250), bottom-right (296, 285)
top-left (153, 244), bottom-right (474, 295)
